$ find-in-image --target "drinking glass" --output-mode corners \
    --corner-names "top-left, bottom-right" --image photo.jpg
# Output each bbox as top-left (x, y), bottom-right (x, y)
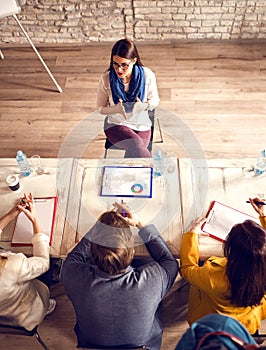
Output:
top-left (31, 155), bottom-right (44, 175)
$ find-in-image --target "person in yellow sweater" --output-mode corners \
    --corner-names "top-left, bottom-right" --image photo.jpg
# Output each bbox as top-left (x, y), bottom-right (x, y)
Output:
top-left (180, 197), bottom-right (266, 335)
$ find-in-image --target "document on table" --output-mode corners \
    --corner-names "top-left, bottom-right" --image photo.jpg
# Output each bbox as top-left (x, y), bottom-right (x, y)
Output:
top-left (201, 200), bottom-right (260, 242)
top-left (100, 166), bottom-right (153, 198)
top-left (12, 197), bottom-right (58, 246)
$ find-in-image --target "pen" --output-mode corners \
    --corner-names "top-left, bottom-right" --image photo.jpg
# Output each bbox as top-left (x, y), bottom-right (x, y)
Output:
top-left (121, 200), bottom-right (127, 217)
top-left (246, 201), bottom-right (266, 205)
top-left (20, 198), bottom-right (30, 210)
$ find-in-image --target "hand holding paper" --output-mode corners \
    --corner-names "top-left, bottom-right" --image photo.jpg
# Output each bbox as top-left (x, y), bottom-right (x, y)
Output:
top-left (100, 100), bottom-right (127, 119)
top-left (12, 196), bottom-right (57, 246)
top-left (17, 193), bottom-right (41, 234)
top-left (132, 101), bottom-right (148, 114)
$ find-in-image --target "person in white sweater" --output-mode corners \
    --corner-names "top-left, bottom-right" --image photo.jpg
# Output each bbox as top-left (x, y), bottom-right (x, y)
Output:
top-left (97, 38), bottom-right (160, 158)
top-left (0, 193), bottom-right (56, 331)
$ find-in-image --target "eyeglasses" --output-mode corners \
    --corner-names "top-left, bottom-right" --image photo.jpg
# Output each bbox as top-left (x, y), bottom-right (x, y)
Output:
top-left (112, 61), bottom-right (132, 70)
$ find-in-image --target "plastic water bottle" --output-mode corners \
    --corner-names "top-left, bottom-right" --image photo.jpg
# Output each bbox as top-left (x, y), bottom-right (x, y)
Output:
top-left (153, 150), bottom-right (164, 177)
top-left (16, 150), bottom-right (31, 177)
top-left (254, 149), bottom-right (266, 175)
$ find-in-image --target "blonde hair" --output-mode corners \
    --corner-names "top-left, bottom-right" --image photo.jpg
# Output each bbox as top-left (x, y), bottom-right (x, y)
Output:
top-left (90, 211), bottom-right (134, 275)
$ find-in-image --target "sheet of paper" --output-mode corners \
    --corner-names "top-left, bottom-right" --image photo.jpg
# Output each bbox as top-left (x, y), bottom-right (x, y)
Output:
top-left (12, 197), bottom-right (57, 246)
top-left (100, 166), bottom-right (153, 198)
top-left (202, 201), bottom-right (260, 242)
top-left (108, 102), bottom-right (151, 127)
top-left (128, 102), bottom-right (150, 126)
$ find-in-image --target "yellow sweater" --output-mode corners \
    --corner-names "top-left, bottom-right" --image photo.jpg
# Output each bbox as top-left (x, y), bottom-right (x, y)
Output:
top-left (180, 216), bottom-right (266, 334)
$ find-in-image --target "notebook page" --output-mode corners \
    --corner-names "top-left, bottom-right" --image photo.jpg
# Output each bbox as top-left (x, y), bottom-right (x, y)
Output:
top-left (202, 201), bottom-right (260, 242)
top-left (12, 197), bottom-right (57, 246)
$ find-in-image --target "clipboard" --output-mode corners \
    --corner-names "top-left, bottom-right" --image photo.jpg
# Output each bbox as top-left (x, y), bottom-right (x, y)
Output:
top-left (11, 196), bottom-right (58, 246)
top-left (100, 166), bottom-right (153, 198)
top-left (201, 200), bottom-right (260, 242)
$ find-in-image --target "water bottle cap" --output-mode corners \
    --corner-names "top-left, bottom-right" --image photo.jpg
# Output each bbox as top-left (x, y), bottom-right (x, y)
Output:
top-left (17, 150), bottom-right (23, 156)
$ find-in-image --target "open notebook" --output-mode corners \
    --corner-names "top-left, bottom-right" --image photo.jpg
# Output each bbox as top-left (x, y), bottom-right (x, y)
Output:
top-left (12, 197), bottom-right (58, 246)
top-left (201, 201), bottom-right (260, 242)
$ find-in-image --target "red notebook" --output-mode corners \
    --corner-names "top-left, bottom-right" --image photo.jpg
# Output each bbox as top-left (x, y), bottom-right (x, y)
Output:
top-left (201, 200), bottom-right (260, 242)
top-left (12, 197), bottom-right (58, 246)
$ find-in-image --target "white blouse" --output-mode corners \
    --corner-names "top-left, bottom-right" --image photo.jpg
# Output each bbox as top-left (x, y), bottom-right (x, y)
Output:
top-left (0, 232), bottom-right (50, 330)
top-left (96, 66), bottom-right (160, 131)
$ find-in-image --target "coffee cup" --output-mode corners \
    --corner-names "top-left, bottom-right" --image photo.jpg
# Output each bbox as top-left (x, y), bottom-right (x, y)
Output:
top-left (6, 174), bottom-right (20, 191)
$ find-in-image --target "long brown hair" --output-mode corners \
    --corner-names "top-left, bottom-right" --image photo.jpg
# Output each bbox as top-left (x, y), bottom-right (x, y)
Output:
top-left (224, 220), bottom-right (266, 307)
top-left (90, 211), bottom-right (134, 275)
top-left (108, 38), bottom-right (143, 71)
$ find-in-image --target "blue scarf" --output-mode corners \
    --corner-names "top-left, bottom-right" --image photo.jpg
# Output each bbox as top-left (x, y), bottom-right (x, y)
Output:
top-left (110, 64), bottom-right (145, 105)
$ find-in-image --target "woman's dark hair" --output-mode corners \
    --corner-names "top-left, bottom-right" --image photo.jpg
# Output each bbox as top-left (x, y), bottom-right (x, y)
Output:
top-left (224, 220), bottom-right (266, 307)
top-left (108, 38), bottom-right (143, 70)
top-left (90, 211), bottom-right (134, 275)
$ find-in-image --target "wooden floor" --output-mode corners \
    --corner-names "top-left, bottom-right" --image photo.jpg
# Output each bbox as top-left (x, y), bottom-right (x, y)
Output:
top-left (0, 41), bottom-right (266, 349)
top-left (0, 41), bottom-right (266, 159)
top-left (0, 275), bottom-right (191, 350)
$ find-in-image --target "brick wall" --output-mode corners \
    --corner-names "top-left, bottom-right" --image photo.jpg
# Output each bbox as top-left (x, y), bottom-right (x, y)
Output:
top-left (0, 0), bottom-right (265, 44)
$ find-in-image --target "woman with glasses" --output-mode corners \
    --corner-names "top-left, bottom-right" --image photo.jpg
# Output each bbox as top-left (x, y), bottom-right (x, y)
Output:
top-left (97, 38), bottom-right (160, 158)
top-left (179, 197), bottom-right (266, 335)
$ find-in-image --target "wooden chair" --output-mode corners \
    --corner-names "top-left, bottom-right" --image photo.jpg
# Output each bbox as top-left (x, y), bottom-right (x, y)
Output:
top-left (0, 324), bottom-right (49, 350)
top-left (103, 109), bottom-right (163, 158)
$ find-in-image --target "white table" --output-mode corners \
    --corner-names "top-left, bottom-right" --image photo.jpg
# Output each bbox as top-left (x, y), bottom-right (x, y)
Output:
top-left (0, 157), bottom-right (263, 259)
top-left (179, 158), bottom-right (265, 259)
top-left (63, 157), bottom-right (182, 257)
top-left (0, 158), bottom-right (73, 257)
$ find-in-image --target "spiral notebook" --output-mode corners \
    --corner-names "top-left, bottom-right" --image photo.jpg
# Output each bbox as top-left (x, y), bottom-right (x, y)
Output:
top-left (12, 197), bottom-right (58, 246)
top-left (201, 201), bottom-right (260, 242)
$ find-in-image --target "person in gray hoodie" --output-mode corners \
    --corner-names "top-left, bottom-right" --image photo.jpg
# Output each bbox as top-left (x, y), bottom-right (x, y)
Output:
top-left (62, 201), bottom-right (178, 349)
